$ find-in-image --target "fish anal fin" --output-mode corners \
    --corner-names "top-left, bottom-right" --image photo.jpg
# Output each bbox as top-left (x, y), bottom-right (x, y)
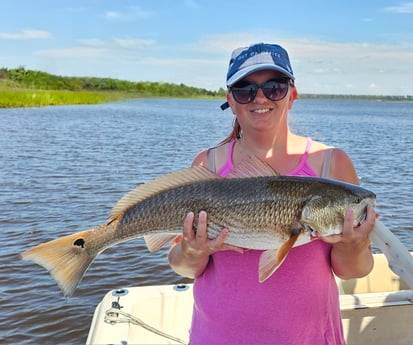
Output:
top-left (109, 166), bottom-right (221, 223)
top-left (144, 234), bottom-right (180, 252)
top-left (258, 231), bottom-right (301, 282)
top-left (228, 154), bottom-right (280, 178)
top-left (20, 228), bottom-right (97, 297)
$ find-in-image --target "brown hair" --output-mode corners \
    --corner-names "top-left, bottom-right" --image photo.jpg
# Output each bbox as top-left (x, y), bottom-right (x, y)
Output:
top-left (219, 118), bottom-right (241, 145)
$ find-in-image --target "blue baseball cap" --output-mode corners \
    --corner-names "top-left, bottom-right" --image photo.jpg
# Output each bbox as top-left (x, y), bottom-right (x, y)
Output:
top-left (220, 43), bottom-right (295, 110)
top-left (226, 43), bottom-right (295, 87)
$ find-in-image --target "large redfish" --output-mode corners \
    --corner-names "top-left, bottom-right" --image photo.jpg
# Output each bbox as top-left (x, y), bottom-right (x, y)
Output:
top-left (21, 160), bottom-right (411, 297)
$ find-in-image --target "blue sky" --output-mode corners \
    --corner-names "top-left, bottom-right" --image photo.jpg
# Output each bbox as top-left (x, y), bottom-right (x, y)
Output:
top-left (1, 0), bottom-right (412, 95)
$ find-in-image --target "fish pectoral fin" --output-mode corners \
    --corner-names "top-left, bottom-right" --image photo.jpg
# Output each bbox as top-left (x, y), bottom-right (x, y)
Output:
top-left (258, 232), bottom-right (301, 282)
top-left (144, 234), bottom-right (180, 252)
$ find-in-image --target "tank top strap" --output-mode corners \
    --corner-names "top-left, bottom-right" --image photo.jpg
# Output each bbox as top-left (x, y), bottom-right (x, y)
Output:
top-left (297, 137), bottom-right (312, 164)
top-left (216, 140), bottom-right (235, 177)
top-left (303, 137), bottom-right (312, 157)
top-left (321, 147), bottom-right (334, 178)
top-left (207, 147), bottom-right (217, 172)
top-left (227, 140), bottom-right (236, 158)
top-left (208, 140), bottom-right (236, 175)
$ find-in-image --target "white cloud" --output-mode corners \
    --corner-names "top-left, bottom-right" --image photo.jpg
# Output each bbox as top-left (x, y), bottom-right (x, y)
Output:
top-left (104, 6), bottom-right (153, 22)
top-left (105, 11), bottom-right (122, 20)
top-left (76, 37), bottom-right (155, 49)
top-left (34, 47), bottom-right (107, 59)
top-left (77, 38), bottom-right (106, 47)
top-left (384, 2), bottom-right (413, 13)
top-left (114, 38), bottom-right (155, 48)
top-left (34, 37), bottom-right (155, 60)
top-left (0, 29), bottom-right (52, 40)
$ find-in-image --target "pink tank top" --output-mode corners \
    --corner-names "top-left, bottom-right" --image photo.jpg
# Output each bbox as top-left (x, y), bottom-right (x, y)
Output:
top-left (190, 139), bottom-right (344, 345)
top-left (217, 138), bottom-right (318, 177)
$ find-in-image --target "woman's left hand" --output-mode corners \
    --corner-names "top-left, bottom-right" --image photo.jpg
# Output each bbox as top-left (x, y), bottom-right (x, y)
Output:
top-left (322, 204), bottom-right (376, 247)
top-left (322, 204), bottom-right (377, 279)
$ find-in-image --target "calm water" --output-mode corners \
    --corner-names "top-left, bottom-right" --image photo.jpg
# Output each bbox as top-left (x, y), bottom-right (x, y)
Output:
top-left (1, 98), bottom-right (412, 344)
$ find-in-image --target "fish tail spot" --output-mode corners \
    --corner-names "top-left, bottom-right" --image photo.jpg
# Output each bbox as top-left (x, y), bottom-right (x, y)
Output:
top-left (73, 238), bottom-right (85, 248)
top-left (20, 229), bottom-right (96, 297)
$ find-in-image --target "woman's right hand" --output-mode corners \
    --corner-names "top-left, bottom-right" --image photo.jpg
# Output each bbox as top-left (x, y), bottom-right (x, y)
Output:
top-left (168, 211), bottom-right (244, 278)
top-left (181, 211), bottom-right (244, 257)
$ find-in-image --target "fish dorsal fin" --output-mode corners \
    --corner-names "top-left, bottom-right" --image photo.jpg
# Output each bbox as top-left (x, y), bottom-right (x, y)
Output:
top-left (227, 154), bottom-right (280, 178)
top-left (108, 166), bottom-right (221, 222)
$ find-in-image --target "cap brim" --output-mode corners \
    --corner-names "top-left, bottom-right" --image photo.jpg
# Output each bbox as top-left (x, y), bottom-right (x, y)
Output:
top-left (227, 64), bottom-right (294, 87)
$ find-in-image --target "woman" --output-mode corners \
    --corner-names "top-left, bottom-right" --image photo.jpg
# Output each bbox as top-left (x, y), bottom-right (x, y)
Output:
top-left (168, 43), bottom-right (376, 345)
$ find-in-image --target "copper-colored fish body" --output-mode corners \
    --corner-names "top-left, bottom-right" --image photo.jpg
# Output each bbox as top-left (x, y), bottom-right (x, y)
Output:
top-left (21, 165), bottom-right (376, 297)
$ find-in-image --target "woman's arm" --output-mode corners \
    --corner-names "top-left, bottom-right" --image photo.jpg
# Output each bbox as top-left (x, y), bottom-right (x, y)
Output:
top-left (324, 148), bottom-right (375, 279)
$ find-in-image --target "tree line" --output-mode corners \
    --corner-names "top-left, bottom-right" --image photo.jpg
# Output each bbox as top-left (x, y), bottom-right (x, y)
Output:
top-left (1, 66), bottom-right (411, 102)
top-left (0, 66), bottom-right (227, 98)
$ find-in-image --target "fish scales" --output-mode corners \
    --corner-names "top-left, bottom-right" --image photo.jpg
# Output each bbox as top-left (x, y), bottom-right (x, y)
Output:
top-left (108, 175), bottom-right (370, 250)
top-left (20, 165), bottom-right (378, 297)
top-left (118, 177), bottom-right (300, 237)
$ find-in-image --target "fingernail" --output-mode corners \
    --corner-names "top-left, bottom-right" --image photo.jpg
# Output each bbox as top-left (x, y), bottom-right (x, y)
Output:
top-left (346, 208), bottom-right (353, 216)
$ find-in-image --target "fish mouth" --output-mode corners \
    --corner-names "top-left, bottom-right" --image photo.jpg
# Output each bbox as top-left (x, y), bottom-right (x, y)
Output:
top-left (353, 197), bottom-right (376, 227)
top-left (354, 212), bottom-right (367, 227)
top-left (304, 224), bottom-right (322, 240)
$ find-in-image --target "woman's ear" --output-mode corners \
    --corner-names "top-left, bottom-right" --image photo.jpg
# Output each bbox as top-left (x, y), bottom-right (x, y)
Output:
top-left (288, 84), bottom-right (298, 110)
top-left (226, 92), bottom-right (236, 115)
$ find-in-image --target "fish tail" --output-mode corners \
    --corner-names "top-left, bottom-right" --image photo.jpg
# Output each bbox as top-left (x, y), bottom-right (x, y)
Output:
top-left (20, 229), bottom-right (96, 298)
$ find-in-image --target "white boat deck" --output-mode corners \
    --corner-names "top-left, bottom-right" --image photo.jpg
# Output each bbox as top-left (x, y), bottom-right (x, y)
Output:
top-left (86, 253), bottom-right (413, 345)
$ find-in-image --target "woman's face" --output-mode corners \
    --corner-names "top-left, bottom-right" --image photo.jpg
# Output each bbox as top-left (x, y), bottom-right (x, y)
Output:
top-left (227, 69), bottom-right (296, 135)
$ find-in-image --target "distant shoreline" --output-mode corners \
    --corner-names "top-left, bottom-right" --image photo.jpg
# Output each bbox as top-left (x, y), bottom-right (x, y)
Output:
top-left (1, 88), bottom-right (411, 108)
top-left (298, 93), bottom-right (413, 102)
top-left (1, 66), bottom-right (411, 108)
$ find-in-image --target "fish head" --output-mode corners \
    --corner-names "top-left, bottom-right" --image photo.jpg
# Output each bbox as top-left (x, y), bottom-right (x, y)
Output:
top-left (300, 180), bottom-right (376, 237)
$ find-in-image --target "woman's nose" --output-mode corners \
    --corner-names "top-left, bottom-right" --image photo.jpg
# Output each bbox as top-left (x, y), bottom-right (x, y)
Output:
top-left (253, 87), bottom-right (267, 104)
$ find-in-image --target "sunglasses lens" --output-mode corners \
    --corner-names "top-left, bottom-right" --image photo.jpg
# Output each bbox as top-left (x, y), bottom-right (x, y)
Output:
top-left (262, 79), bottom-right (289, 101)
top-left (231, 83), bottom-right (257, 104)
top-left (230, 78), bottom-right (290, 104)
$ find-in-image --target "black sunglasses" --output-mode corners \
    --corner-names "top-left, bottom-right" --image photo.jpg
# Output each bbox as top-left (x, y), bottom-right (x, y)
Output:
top-left (230, 78), bottom-right (291, 105)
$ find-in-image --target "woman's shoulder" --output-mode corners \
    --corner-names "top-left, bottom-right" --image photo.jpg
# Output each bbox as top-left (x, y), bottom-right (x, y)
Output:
top-left (192, 142), bottom-right (232, 169)
top-left (308, 138), bottom-right (332, 152)
top-left (329, 147), bottom-right (359, 184)
top-left (309, 138), bottom-right (358, 183)
top-left (192, 149), bottom-right (209, 167)
top-left (310, 138), bottom-right (354, 174)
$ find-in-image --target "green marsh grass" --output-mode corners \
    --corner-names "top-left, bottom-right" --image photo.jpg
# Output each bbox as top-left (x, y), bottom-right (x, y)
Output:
top-left (0, 89), bottom-right (133, 108)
